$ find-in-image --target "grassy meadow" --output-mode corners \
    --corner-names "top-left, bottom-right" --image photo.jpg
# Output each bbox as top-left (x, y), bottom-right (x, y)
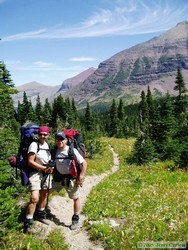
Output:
top-left (84, 138), bottom-right (188, 249)
top-left (1, 137), bottom-right (187, 249)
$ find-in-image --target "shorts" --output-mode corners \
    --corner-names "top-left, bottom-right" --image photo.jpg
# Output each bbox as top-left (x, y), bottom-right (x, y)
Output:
top-left (29, 171), bottom-right (53, 191)
top-left (52, 178), bottom-right (80, 199)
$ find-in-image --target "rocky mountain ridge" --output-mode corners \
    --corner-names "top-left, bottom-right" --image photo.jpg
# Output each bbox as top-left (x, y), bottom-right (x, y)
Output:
top-left (65, 21), bottom-right (188, 107)
top-left (59, 67), bottom-right (96, 91)
top-left (12, 21), bottom-right (188, 108)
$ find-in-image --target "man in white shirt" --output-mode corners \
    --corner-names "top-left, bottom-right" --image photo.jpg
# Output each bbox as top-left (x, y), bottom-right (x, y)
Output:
top-left (54, 131), bottom-right (87, 230)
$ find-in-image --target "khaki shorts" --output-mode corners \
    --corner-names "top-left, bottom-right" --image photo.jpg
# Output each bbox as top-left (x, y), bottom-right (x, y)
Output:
top-left (29, 171), bottom-right (53, 191)
top-left (52, 178), bottom-right (80, 199)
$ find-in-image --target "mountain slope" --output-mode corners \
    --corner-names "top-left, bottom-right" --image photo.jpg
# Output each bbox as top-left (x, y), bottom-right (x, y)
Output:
top-left (64, 21), bottom-right (188, 107)
top-left (12, 68), bottom-right (96, 106)
top-left (59, 67), bottom-right (96, 91)
top-left (13, 82), bottom-right (61, 106)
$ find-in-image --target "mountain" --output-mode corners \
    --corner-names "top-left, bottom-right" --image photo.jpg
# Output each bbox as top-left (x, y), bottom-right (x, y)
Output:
top-left (64, 21), bottom-right (188, 107)
top-left (58, 67), bottom-right (96, 91)
top-left (12, 82), bottom-right (61, 107)
top-left (12, 68), bottom-right (96, 107)
top-left (12, 21), bottom-right (188, 108)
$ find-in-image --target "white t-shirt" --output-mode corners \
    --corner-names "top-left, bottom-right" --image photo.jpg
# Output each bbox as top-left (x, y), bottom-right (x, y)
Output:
top-left (55, 145), bottom-right (84, 175)
top-left (28, 141), bottom-right (51, 166)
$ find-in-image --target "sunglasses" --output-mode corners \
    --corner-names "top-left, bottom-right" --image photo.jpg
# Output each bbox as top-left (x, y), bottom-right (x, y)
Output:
top-left (56, 137), bottom-right (65, 141)
top-left (39, 133), bottom-right (49, 136)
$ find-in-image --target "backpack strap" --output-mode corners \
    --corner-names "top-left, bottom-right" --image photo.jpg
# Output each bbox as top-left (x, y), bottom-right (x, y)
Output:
top-left (51, 145), bottom-right (81, 178)
top-left (68, 144), bottom-right (75, 159)
top-left (51, 145), bottom-right (77, 162)
top-left (37, 142), bottom-right (50, 153)
top-left (51, 146), bottom-right (70, 160)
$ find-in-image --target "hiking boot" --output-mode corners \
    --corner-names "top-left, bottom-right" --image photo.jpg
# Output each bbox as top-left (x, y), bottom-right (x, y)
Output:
top-left (23, 218), bottom-right (33, 234)
top-left (35, 209), bottom-right (47, 221)
top-left (70, 214), bottom-right (79, 230)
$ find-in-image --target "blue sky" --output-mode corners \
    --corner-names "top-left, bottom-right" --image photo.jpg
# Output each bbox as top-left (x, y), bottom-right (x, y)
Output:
top-left (1, 0), bottom-right (188, 86)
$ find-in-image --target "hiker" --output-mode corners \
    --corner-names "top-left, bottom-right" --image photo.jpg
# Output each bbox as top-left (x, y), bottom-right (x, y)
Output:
top-left (53, 131), bottom-right (87, 230)
top-left (24, 126), bottom-right (54, 233)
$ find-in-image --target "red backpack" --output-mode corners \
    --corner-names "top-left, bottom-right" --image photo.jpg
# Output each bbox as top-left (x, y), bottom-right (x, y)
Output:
top-left (63, 129), bottom-right (85, 159)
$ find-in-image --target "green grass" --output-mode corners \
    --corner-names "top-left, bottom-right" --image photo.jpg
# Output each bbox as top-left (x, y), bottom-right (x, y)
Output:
top-left (1, 137), bottom-right (187, 249)
top-left (86, 138), bottom-right (114, 176)
top-left (0, 229), bottom-right (69, 250)
top-left (83, 138), bottom-right (188, 249)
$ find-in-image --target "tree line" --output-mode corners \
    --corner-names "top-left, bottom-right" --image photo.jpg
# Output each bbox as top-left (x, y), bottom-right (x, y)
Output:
top-left (133, 67), bottom-right (188, 167)
top-left (0, 61), bottom-right (187, 168)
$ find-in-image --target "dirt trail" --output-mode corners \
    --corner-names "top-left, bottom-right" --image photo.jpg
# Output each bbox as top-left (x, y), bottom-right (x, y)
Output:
top-left (35, 146), bottom-right (119, 250)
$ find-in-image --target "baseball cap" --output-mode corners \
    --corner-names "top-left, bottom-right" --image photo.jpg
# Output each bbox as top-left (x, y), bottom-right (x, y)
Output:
top-left (55, 131), bottom-right (66, 139)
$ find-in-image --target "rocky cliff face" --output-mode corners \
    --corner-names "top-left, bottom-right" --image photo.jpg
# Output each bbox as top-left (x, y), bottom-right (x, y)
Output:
top-left (65, 21), bottom-right (188, 106)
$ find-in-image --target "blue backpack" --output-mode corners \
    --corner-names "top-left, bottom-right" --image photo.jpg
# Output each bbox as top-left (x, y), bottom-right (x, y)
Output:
top-left (17, 123), bottom-right (40, 185)
top-left (8, 123), bottom-right (40, 186)
top-left (18, 123), bottom-right (39, 160)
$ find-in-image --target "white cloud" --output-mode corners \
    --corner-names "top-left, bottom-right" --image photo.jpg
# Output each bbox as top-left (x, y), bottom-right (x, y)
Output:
top-left (2, 0), bottom-right (188, 41)
top-left (6, 60), bottom-right (86, 72)
top-left (34, 61), bottom-right (56, 67)
top-left (69, 57), bottom-right (97, 62)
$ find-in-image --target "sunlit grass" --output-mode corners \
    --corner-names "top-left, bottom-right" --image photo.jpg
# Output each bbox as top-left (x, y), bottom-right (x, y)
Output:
top-left (2, 137), bottom-right (187, 249)
top-left (86, 138), bottom-right (114, 175)
top-left (83, 138), bottom-right (188, 249)
top-left (0, 229), bottom-right (69, 250)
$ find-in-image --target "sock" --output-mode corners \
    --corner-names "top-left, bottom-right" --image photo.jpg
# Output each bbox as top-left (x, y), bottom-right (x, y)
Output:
top-left (26, 215), bottom-right (33, 220)
top-left (37, 207), bottom-right (45, 211)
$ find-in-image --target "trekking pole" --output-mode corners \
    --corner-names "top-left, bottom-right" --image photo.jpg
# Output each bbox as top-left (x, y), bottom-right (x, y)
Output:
top-left (41, 172), bottom-right (49, 189)
top-left (46, 173), bottom-right (51, 209)
top-left (41, 159), bottom-right (55, 188)
top-left (40, 171), bottom-right (51, 215)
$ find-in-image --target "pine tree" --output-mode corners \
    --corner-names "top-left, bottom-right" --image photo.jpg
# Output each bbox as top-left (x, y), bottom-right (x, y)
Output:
top-left (146, 86), bottom-right (155, 122)
top-left (0, 84), bottom-right (15, 127)
top-left (35, 95), bottom-right (43, 125)
top-left (173, 68), bottom-right (188, 167)
top-left (133, 134), bottom-right (156, 165)
top-left (158, 93), bottom-right (177, 160)
top-left (55, 94), bottom-right (66, 124)
top-left (51, 98), bottom-right (58, 128)
top-left (117, 98), bottom-right (124, 120)
top-left (150, 103), bottom-right (162, 149)
top-left (138, 90), bottom-right (149, 133)
top-left (28, 100), bottom-right (36, 121)
top-left (0, 61), bottom-right (14, 87)
top-left (43, 98), bottom-right (52, 125)
top-left (0, 62), bottom-right (18, 128)
top-left (84, 102), bottom-right (93, 131)
top-left (71, 98), bottom-right (80, 128)
top-left (177, 112), bottom-right (188, 167)
top-left (174, 67), bottom-right (187, 116)
top-left (16, 91), bottom-right (33, 124)
top-left (65, 97), bottom-right (72, 128)
top-left (109, 99), bottom-right (118, 137)
top-left (117, 99), bottom-right (125, 137)
top-left (174, 67), bottom-right (187, 97)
